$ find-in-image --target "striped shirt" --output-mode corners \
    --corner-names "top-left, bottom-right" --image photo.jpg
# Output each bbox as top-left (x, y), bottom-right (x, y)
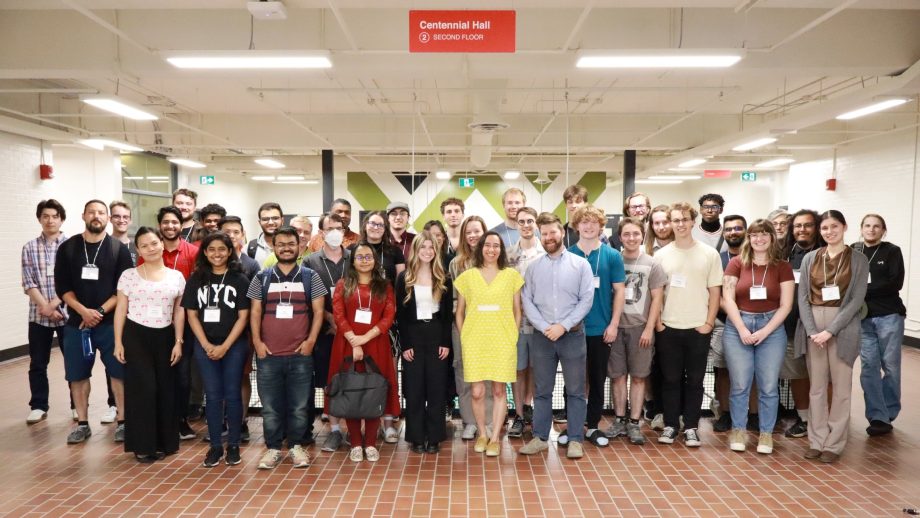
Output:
top-left (21, 233), bottom-right (67, 327)
top-left (247, 265), bottom-right (327, 356)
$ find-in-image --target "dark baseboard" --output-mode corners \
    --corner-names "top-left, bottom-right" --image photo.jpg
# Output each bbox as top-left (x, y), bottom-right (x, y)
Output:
top-left (0, 344), bottom-right (28, 363)
top-left (905, 335), bottom-right (920, 349)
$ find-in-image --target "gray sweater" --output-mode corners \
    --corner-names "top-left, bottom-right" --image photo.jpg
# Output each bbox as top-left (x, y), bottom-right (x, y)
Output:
top-left (794, 248), bottom-right (869, 365)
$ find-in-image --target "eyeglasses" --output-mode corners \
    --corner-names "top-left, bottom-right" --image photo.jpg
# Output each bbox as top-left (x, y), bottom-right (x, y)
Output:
top-left (670, 217), bottom-right (692, 225)
top-left (516, 218), bottom-right (535, 226)
top-left (389, 211), bottom-right (408, 218)
top-left (110, 215), bottom-right (130, 220)
top-left (629, 204), bottom-right (648, 211)
top-left (793, 222), bottom-right (815, 229)
top-left (367, 222), bottom-right (385, 229)
top-left (701, 204), bottom-right (722, 211)
top-left (724, 226), bottom-right (745, 233)
top-left (355, 254), bottom-right (374, 262)
top-left (260, 216), bottom-right (282, 223)
top-left (274, 242), bottom-right (298, 249)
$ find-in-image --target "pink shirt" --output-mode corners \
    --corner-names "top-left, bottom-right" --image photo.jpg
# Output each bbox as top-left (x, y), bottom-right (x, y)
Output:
top-left (117, 267), bottom-right (186, 328)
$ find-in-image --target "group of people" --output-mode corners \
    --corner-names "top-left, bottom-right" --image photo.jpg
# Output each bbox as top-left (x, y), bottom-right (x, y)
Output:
top-left (21, 183), bottom-right (904, 468)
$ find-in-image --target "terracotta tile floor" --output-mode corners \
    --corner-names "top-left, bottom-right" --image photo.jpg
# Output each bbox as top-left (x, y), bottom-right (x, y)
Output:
top-left (3, 348), bottom-right (920, 517)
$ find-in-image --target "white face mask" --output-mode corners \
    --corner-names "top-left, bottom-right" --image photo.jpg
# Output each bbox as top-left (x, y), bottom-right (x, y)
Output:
top-left (324, 229), bottom-right (344, 248)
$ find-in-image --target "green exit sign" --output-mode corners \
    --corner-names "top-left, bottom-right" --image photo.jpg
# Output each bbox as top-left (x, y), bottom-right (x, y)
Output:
top-left (741, 171), bottom-right (757, 182)
top-left (459, 177), bottom-right (475, 188)
top-left (199, 175), bottom-right (215, 185)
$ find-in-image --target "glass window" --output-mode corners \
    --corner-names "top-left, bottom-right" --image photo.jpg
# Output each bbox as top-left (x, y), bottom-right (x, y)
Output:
top-left (121, 153), bottom-right (175, 236)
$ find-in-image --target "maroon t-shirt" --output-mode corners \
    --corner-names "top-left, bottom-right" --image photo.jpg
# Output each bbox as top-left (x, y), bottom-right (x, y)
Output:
top-left (724, 256), bottom-right (795, 313)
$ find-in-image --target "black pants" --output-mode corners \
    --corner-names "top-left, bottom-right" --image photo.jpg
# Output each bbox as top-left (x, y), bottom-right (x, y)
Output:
top-left (657, 326), bottom-right (710, 430)
top-left (401, 322), bottom-right (448, 445)
top-left (28, 322), bottom-right (71, 411)
top-left (124, 320), bottom-right (179, 456)
top-left (585, 335), bottom-right (611, 429)
top-left (307, 332), bottom-right (335, 435)
top-left (173, 324), bottom-right (194, 421)
top-left (647, 350), bottom-right (664, 416)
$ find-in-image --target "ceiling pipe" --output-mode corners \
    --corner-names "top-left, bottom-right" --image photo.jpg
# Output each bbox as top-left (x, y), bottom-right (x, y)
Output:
top-left (59, 0), bottom-right (159, 57)
top-left (561, 0), bottom-right (595, 52)
top-left (326, 0), bottom-right (359, 51)
top-left (0, 88), bottom-right (99, 94)
top-left (248, 85), bottom-right (741, 94)
top-left (747, 0), bottom-right (860, 53)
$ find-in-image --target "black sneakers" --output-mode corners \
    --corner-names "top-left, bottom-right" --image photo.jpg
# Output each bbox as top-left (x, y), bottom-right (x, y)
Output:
top-left (785, 418), bottom-right (808, 438)
top-left (712, 413), bottom-right (731, 433)
top-left (226, 445), bottom-right (242, 465)
top-left (866, 420), bottom-right (893, 436)
top-left (203, 446), bottom-right (223, 467)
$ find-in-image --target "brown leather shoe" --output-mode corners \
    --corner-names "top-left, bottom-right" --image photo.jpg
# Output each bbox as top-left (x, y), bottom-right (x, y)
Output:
top-left (804, 448), bottom-right (822, 459)
top-left (819, 451), bottom-right (839, 463)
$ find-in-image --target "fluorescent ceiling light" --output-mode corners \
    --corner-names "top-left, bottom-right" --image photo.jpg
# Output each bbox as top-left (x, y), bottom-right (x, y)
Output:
top-left (648, 175), bottom-right (701, 180)
top-left (146, 176), bottom-right (169, 180)
top-left (80, 139), bottom-right (143, 152)
top-left (636, 179), bottom-right (683, 185)
top-left (164, 50), bottom-right (332, 69)
top-left (678, 158), bottom-right (707, 168)
top-left (435, 170), bottom-right (452, 180)
top-left (836, 98), bottom-right (910, 120)
top-left (274, 175), bottom-right (305, 181)
top-left (82, 97), bottom-right (158, 121)
top-left (122, 176), bottom-right (144, 180)
top-left (756, 158), bottom-right (795, 168)
top-left (167, 158), bottom-right (206, 168)
top-left (577, 49), bottom-right (744, 69)
top-left (251, 175), bottom-right (275, 181)
top-left (254, 158), bottom-right (285, 169)
top-left (149, 180), bottom-right (169, 184)
top-left (732, 137), bottom-right (777, 152)
top-left (272, 180), bottom-right (318, 185)
top-left (503, 170), bottom-right (521, 180)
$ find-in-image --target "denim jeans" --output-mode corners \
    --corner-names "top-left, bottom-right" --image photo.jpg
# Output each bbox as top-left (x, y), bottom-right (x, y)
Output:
top-left (256, 354), bottom-right (313, 450)
top-left (194, 336), bottom-right (248, 448)
top-left (723, 311), bottom-right (786, 433)
top-left (531, 330), bottom-right (587, 442)
top-left (860, 314), bottom-right (904, 424)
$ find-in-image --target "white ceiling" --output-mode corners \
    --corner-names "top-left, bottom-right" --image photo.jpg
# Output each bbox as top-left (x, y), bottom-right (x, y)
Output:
top-left (0, 0), bottom-right (918, 178)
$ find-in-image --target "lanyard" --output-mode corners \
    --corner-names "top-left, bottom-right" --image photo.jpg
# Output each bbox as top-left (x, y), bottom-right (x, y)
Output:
top-left (751, 262), bottom-right (769, 288)
top-left (207, 270), bottom-right (228, 308)
top-left (861, 243), bottom-right (880, 266)
top-left (623, 251), bottom-right (642, 269)
top-left (272, 266), bottom-right (301, 305)
top-left (320, 253), bottom-right (343, 287)
top-left (181, 226), bottom-right (194, 242)
top-left (588, 245), bottom-right (602, 276)
top-left (822, 249), bottom-right (841, 287)
top-left (355, 284), bottom-right (371, 311)
top-left (83, 234), bottom-right (106, 266)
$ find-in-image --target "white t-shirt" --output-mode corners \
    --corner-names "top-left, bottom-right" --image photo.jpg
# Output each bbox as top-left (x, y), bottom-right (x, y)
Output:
top-left (117, 267), bottom-right (186, 329)
top-left (655, 241), bottom-right (723, 329)
top-left (691, 224), bottom-right (728, 252)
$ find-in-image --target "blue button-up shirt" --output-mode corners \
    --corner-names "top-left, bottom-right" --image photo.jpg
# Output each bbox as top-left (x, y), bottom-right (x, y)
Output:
top-left (21, 232), bottom-right (67, 327)
top-left (522, 249), bottom-right (595, 333)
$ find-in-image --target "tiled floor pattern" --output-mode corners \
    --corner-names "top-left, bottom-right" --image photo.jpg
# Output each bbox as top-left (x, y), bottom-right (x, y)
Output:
top-left (2, 348), bottom-right (920, 517)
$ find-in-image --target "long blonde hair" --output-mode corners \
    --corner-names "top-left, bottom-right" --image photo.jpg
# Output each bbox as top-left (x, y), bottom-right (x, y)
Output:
top-left (403, 231), bottom-right (447, 304)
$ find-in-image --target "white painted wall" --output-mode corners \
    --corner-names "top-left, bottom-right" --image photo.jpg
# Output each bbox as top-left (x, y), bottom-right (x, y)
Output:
top-left (637, 172), bottom-right (783, 223)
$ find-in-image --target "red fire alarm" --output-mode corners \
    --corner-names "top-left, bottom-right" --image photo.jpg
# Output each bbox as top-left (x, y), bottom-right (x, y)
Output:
top-left (39, 164), bottom-right (54, 180)
top-left (826, 178), bottom-right (836, 191)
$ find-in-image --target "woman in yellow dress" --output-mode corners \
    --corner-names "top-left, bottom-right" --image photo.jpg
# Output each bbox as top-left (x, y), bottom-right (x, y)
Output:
top-left (454, 231), bottom-right (523, 457)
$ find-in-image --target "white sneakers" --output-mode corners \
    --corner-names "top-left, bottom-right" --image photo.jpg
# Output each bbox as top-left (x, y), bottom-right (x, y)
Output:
top-left (26, 409), bottom-right (47, 424)
top-left (461, 424), bottom-right (478, 440)
top-left (258, 449), bottom-right (283, 469)
top-left (383, 427), bottom-right (399, 444)
top-left (289, 445), bottom-right (311, 468)
top-left (101, 406), bottom-right (118, 424)
top-left (349, 447), bottom-right (364, 462)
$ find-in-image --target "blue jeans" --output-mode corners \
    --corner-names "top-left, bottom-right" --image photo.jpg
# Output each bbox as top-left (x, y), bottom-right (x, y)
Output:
top-left (256, 354), bottom-right (313, 450)
top-left (723, 311), bottom-right (786, 433)
top-left (194, 336), bottom-right (248, 448)
top-left (860, 314), bottom-right (904, 424)
top-left (531, 330), bottom-right (587, 442)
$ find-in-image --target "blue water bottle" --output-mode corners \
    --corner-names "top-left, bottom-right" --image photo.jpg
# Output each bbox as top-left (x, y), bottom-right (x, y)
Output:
top-left (80, 329), bottom-right (95, 360)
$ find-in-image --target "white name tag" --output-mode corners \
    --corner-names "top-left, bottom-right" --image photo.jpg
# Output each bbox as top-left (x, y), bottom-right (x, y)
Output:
top-left (276, 304), bottom-right (294, 319)
top-left (821, 286), bottom-right (841, 302)
top-left (624, 287), bottom-right (636, 300)
top-left (203, 308), bottom-right (220, 323)
top-left (329, 286), bottom-right (335, 298)
top-left (593, 276), bottom-right (601, 289)
top-left (148, 306), bottom-right (163, 318)
top-left (46, 263), bottom-right (55, 277)
top-left (355, 309), bottom-right (372, 324)
top-left (477, 304), bottom-right (500, 312)
top-left (867, 273), bottom-right (872, 284)
top-left (793, 270), bottom-right (801, 284)
top-left (749, 286), bottom-right (767, 300)
top-left (81, 265), bottom-right (99, 280)
top-left (670, 274), bottom-right (686, 288)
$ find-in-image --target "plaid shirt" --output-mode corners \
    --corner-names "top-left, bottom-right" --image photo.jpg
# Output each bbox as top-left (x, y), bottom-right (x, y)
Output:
top-left (21, 233), bottom-right (67, 327)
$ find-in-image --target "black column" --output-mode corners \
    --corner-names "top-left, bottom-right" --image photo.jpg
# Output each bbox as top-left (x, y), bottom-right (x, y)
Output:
top-left (322, 149), bottom-right (334, 210)
top-left (623, 150), bottom-right (636, 202)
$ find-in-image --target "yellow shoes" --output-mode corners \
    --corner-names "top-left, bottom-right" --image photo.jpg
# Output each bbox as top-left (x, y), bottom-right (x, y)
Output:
top-left (474, 436), bottom-right (489, 453)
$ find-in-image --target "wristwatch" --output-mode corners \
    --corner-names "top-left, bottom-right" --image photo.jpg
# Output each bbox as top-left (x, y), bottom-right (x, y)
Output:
top-left (97, 306), bottom-right (106, 316)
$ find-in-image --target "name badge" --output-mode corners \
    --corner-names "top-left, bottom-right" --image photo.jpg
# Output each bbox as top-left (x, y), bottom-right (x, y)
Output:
top-left (329, 286), bottom-right (336, 298)
top-left (793, 270), bottom-right (801, 284)
top-left (148, 306), bottom-right (164, 319)
top-left (593, 276), bottom-right (601, 289)
top-left (355, 309), bottom-right (372, 324)
top-left (46, 263), bottom-right (55, 277)
top-left (81, 265), bottom-right (99, 280)
top-left (670, 274), bottom-right (686, 288)
top-left (203, 308), bottom-right (220, 323)
top-left (867, 273), bottom-right (872, 284)
top-left (477, 304), bottom-right (500, 312)
top-left (749, 286), bottom-right (767, 300)
top-left (821, 286), bottom-right (841, 302)
top-left (276, 303), bottom-right (294, 319)
top-left (624, 287), bottom-right (636, 300)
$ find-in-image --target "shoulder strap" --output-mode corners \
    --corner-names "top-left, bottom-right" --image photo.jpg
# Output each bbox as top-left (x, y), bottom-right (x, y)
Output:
top-left (716, 234), bottom-right (725, 251)
top-left (247, 239), bottom-right (258, 259)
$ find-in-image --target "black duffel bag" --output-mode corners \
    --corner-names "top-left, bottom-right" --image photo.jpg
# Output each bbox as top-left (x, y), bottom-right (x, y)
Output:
top-left (327, 356), bottom-right (389, 419)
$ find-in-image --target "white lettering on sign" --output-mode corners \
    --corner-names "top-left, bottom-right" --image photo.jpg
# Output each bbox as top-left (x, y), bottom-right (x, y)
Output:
top-left (419, 20), bottom-right (492, 30)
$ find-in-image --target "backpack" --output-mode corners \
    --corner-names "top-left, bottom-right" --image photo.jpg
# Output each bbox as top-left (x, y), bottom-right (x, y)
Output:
top-left (257, 264), bottom-right (318, 317)
top-left (246, 239), bottom-right (260, 259)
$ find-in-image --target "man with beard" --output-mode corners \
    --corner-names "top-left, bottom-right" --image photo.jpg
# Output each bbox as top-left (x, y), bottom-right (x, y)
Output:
top-left (519, 212), bottom-right (594, 459)
top-left (173, 189), bottom-right (204, 243)
top-left (440, 197), bottom-right (464, 264)
top-left (692, 194), bottom-right (728, 252)
top-left (781, 209), bottom-right (824, 438)
top-left (491, 188), bottom-right (526, 248)
top-left (198, 203), bottom-right (227, 237)
top-left (55, 200), bottom-right (133, 444)
top-left (139, 206), bottom-right (200, 439)
top-left (308, 199), bottom-right (360, 252)
top-left (248, 227), bottom-right (327, 469)
top-left (247, 202), bottom-right (283, 265)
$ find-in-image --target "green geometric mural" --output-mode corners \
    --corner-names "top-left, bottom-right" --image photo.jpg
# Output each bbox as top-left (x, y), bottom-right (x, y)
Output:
top-left (347, 172), bottom-right (389, 211)
top-left (552, 171), bottom-right (608, 220)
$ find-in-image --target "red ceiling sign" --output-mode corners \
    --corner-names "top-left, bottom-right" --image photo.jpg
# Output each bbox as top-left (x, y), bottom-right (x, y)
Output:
top-left (704, 169), bottom-right (733, 178)
top-left (409, 10), bottom-right (516, 53)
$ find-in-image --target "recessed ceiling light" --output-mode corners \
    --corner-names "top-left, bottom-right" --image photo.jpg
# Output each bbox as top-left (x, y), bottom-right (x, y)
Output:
top-left (678, 158), bottom-right (707, 168)
top-left (82, 97), bottom-right (158, 121)
top-left (732, 138), bottom-right (777, 152)
top-left (163, 50), bottom-right (332, 69)
top-left (576, 49), bottom-right (744, 69)
top-left (435, 170), bottom-right (452, 180)
top-left (503, 170), bottom-right (521, 180)
top-left (255, 158), bottom-right (285, 169)
top-left (167, 158), bottom-right (206, 168)
top-left (755, 158), bottom-right (795, 168)
top-left (274, 175), bottom-right (306, 181)
top-left (146, 176), bottom-right (169, 180)
top-left (836, 98), bottom-right (910, 120)
top-left (648, 175), bottom-right (701, 180)
top-left (251, 175), bottom-right (275, 181)
top-left (80, 139), bottom-right (143, 152)
top-left (635, 179), bottom-right (683, 185)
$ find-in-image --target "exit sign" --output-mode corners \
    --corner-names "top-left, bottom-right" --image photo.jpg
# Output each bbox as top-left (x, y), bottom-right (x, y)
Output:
top-left (459, 177), bottom-right (475, 188)
top-left (199, 175), bottom-right (215, 185)
top-left (741, 171), bottom-right (757, 182)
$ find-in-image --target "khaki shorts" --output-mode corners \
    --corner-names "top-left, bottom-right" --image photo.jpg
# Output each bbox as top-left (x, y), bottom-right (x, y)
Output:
top-left (780, 340), bottom-right (809, 379)
top-left (607, 326), bottom-right (654, 379)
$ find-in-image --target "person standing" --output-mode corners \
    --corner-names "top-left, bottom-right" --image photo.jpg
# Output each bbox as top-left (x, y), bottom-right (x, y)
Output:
top-left (691, 194), bottom-right (728, 252)
top-left (22, 199), bottom-right (68, 424)
top-left (328, 242), bottom-right (400, 462)
top-left (491, 188), bottom-right (526, 248)
top-left (721, 219), bottom-right (794, 454)
top-left (797, 210), bottom-right (868, 463)
top-left (55, 200), bottom-right (133, 444)
top-left (198, 204), bottom-right (227, 238)
top-left (353, 211), bottom-right (406, 285)
top-left (248, 227), bottom-right (327, 469)
top-left (768, 209), bottom-right (790, 257)
top-left (654, 202), bottom-right (722, 447)
top-left (645, 204), bottom-right (674, 256)
top-left (247, 202), bottom-right (284, 265)
top-left (183, 232), bottom-right (252, 467)
top-left (387, 201), bottom-right (416, 259)
top-left (643, 204), bottom-right (674, 430)
top-left (562, 184), bottom-right (610, 248)
top-left (263, 215), bottom-right (312, 268)
top-left (110, 201), bottom-right (137, 265)
top-left (113, 227), bottom-right (186, 462)
top-left (852, 214), bottom-right (905, 437)
top-left (568, 205), bottom-right (625, 448)
top-left (308, 199), bottom-right (360, 252)
top-left (396, 232), bottom-right (452, 453)
top-left (440, 197), bottom-right (465, 264)
top-left (172, 188), bottom-right (204, 243)
top-left (518, 213), bottom-right (593, 459)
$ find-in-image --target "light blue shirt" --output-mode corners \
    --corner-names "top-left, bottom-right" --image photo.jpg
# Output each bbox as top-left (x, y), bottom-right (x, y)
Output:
top-left (522, 249), bottom-right (595, 333)
top-left (491, 222), bottom-right (520, 248)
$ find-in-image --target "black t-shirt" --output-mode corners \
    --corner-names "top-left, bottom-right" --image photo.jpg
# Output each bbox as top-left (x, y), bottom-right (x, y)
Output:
top-left (55, 234), bottom-right (133, 327)
top-left (239, 252), bottom-right (261, 281)
top-left (181, 270), bottom-right (252, 343)
top-left (852, 241), bottom-right (906, 317)
top-left (784, 242), bottom-right (819, 335)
